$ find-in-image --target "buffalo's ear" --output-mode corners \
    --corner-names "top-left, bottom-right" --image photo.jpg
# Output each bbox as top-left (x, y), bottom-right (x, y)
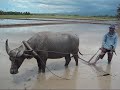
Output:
top-left (16, 50), bottom-right (24, 57)
top-left (23, 54), bottom-right (33, 59)
top-left (24, 50), bottom-right (33, 54)
top-left (23, 50), bottom-right (33, 59)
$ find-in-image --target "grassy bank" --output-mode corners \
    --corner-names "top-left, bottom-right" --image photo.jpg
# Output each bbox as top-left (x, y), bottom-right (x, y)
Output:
top-left (0, 14), bottom-right (117, 21)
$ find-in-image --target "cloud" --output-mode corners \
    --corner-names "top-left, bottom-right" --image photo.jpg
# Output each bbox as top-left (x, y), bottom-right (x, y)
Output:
top-left (9, 0), bottom-right (33, 11)
top-left (10, 0), bottom-right (29, 3)
top-left (1, 0), bottom-right (120, 15)
top-left (36, 0), bottom-right (119, 13)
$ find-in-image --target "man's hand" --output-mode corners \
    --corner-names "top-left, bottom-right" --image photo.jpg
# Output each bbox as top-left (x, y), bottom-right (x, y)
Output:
top-left (110, 45), bottom-right (115, 52)
top-left (111, 48), bottom-right (117, 55)
top-left (110, 45), bottom-right (117, 55)
top-left (112, 48), bottom-right (115, 52)
top-left (99, 47), bottom-right (103, 50)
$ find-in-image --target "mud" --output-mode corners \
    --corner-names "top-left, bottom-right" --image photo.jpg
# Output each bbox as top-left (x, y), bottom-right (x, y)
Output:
top-left (0, 19), bottom-right (118, 28)
top-left (0, 21), bottom-right (120, 89)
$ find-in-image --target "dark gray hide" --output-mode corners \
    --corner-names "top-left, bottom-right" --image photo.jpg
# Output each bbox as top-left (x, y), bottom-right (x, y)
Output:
top-left (6, 31), bottom-right (80, 74)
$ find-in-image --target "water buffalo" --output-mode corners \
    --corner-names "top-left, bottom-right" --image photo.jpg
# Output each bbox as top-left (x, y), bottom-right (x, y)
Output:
top-left (6, 31), bottom-right (81, 74)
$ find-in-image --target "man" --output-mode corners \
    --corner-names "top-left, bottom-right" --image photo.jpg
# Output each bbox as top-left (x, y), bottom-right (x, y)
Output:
top-left (90, 25), bottom-right (118, 65)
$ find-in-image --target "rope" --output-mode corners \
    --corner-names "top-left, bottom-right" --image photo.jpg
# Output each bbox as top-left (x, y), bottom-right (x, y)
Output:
top-left (26, 49), bottom-right (93, 56)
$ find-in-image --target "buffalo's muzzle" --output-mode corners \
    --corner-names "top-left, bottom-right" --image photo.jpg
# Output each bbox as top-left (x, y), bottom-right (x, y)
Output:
top-left (10, 69), bottom-right (18, 74)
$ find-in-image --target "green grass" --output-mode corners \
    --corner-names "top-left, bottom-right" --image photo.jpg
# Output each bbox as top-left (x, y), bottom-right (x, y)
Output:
top-left (0, 14), bottom-right (117, 21)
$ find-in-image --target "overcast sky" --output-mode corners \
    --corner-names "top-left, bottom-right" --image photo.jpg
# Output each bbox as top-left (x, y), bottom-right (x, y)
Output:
top-left (0, 0), bottom-right (120, 16)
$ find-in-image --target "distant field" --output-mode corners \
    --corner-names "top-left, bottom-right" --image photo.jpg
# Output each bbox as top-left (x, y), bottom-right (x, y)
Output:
top-left (117, 24), bottom-right (120, 35)
top-left (0, 14), bottom-right (117, 21)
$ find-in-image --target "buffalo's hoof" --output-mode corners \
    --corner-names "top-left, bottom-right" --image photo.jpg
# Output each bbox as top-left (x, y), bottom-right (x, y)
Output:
top-left (108, 60), bottom-right (111, 64)
top-left (38, 69), bottom-right (42, 73)
top-left (108, 62), bottom-right (111, 64)
top-left (65, 65), bottom-right (68, 68)
top-left (41, 70), bottom-right (45, 73)
top-left (42, 71), bottom-right (45, 73)
top-left (65, 64), bottom-right (68, 67)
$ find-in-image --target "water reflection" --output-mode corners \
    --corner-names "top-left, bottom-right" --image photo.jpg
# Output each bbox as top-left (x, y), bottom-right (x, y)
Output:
top-left (0, 21), bottom-right (119, 89)
top-left (0, 19), bottom-right (59, 25)
top-left (92, 64), bottom-right (111, 89)
top-left (12, 66), bottom-right (37, 84)
top-left (32, 67), bottom-right (78, 89)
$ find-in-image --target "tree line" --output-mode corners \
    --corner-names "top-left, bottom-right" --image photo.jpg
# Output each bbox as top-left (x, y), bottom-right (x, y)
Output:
top-left (0, 10), bottom-right (31, 15)
top-left (0, 4), bottom-right (120, 19)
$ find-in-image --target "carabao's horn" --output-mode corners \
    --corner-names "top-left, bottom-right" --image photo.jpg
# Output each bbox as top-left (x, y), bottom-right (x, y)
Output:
top-left (5, 39), bottom-right (11, 55)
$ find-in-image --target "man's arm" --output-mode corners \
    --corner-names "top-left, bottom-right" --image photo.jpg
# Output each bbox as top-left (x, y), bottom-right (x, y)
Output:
top-left (110, 34), bottom-right (118, 55)
top-left (113, 34), bottom-right (118, 49)
top-left (102, 34), bottom-right (107, 48)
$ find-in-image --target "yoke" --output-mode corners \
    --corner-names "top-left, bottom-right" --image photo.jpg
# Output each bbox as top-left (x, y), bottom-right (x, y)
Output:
top-left (22, 41), bottom-right (42, 60)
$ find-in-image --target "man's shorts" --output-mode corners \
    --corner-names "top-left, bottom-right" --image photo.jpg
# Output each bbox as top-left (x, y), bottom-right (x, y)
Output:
top-left (99, 48), bottom-right (112, 59)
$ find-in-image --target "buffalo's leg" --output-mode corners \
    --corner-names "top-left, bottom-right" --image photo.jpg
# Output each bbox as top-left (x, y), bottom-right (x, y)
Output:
top-left (40, 52), bottom-right (48, 73)
top-left (36, 56), bottom-right (47, 73)
top-left (41, 59), bottom-right (47, 73)
top-left (65, 54), bottom-right (71, 67)
top-left (35, 54), bottom-right (47, 73)
top-left (37, 51), bottom-right (48, 73)
top-left (73, 53), bottom-right (78, 66)
top-left (36, 58), bottom-right (42, 73)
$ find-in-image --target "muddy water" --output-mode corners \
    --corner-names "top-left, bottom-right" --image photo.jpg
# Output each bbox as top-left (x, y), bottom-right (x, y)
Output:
top-left (0, 19), bottom-right (63, 25)
top-left (0, 23), bottom-right (120, 89)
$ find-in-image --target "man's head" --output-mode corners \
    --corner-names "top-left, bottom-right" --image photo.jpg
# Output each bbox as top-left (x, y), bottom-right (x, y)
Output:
top-left (109, 25), bottom-right (116, 35)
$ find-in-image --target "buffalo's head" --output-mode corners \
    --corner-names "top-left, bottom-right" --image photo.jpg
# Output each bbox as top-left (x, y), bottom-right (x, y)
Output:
top-left (5, 39), bottom-right (32, 74)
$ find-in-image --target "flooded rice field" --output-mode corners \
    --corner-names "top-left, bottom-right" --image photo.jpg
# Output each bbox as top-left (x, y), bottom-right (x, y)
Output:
top-left (0, 18), bottom-right (118, 28)
top-left (0, 18), bottom-right (64, 25)
top-left (0, 19), bottom-right (120, 89)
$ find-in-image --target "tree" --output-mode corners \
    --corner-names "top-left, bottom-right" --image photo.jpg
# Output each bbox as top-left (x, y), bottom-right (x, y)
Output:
top-left (0, 10), bottom-right (4, 15)
top-left (117, 4), bottom-right (120, 20)
top-left (0, 10), bottom-right (31, 15)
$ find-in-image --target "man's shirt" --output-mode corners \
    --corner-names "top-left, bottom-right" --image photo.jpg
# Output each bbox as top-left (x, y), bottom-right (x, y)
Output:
top-left (102, 32), bottom-right (118, 50)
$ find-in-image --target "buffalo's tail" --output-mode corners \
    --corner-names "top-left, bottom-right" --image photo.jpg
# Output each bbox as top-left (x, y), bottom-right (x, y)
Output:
top-left (70, 50), bottom-right (83, 58)
top-left (79, 51), bottom-right (83, 56)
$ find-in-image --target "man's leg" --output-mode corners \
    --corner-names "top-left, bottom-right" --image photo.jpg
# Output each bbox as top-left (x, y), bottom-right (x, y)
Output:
top-left (91, 48), bottom-right (106, 65)
top-left (108, 51), bottom-right (113, 64)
